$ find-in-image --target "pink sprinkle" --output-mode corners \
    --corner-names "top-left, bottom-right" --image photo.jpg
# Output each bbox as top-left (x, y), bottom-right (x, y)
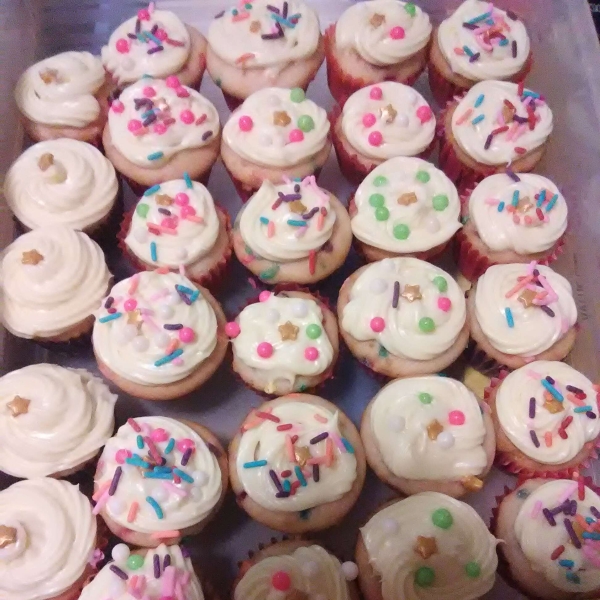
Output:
top-left (180, 109), bottom-right (194, 124)
top-left (143, 86), bottom-right (156, 98)
top-left (165, 339), bottom-right (179, 355)
top-left (557, 482), bottom-right (578, 504)
top-left (150, 428), bottom-right (168, 443)
top-left (314, 414), bottom-right (328, 424)
top-left (330, 432), bottom-right (346, 452)
top-left (257, 342), bottom-right (274, 358)
top-left (124, 298), bottom-right (137, 312)
top-left (92, 490), bottom-right (109, 515)
top-left (368, 131), bottom-right (383, 147)
top-left (127, 502), bottom-right (139, 523)
top-left (162, 481), bottom-right (188, 498)
top-left (180, 205), bottom-right (196, 219)
top-left (186, 215), bottom-right (204, 224)
top-left (165, 75), bottom-right (180, 89)
top-left (370, 317), bottom-right (385, 332)
top-left (259, 290), bottom-right (271, 302)
top-left (115, 449), bottom-right (132, 464)
top-left (116, 38), bottom-right (129, 54)
top-left (239, 115), bottom-right (253, 131)
top-left (153, 122), bottom-right (167, 135)
top-left (449, 410), bottom-right (466, 425)
top-left (416, 105), bottom-right (433, 124)
top-left (111, 100), bottom-right (124, 113)
top-left (456, 109), bottom-right (473, 126)
top-left (132, 126), bottom-right (148, 137)
top-left (225, 322), bottom-right (241, 338)
top-left (536, 273), bottom-right (559, 303)
top-left (195, 114), bottom-right (207, 126)
top-left (513, 214), bottom-right (521, 224)
top-left (369, 86), bottom-right (383, 100)
top-left (155, 28), bottom-right (167, 41)
top-left (176, 86), bottom-right (189, 98)
top-left (267, 221), bottom-right (275, 238)
top-left (174, 192), bottom-right (189, 206)
top-left (141, 314), bottom-right (160, 331)
top-left (363, 113), bottom-right (376, 127)
top-left (92, 481), bottom-right (110, 501)
top-left (531, 500), bottom-right (542, 518)
top-left (162, 566), bottom-right (176, 596)
top-left (289, 129), bottom-right (304, 143)
top-left (317, 213), bottom-right (325, 231)
top-left (176, 438), bottom-right (195, 453)
top-left (485, 198), bottom-right (500, 205)
top-left (304, 347), bottom-right (319, 361)
top-left (454, 47), bottom-right (465, 55)
top-left (138, 8), bottom-right (150, 20)
top-left (179, 327), bottom-right (195, 343)
top-left (505, 274), bottom-right (534, 298)
top-left (128, 119), bottom-right (143, 132)
top-left (389, 26), bottom-right (405, 39)
top-left (437, 297), bottom-right (452, 312)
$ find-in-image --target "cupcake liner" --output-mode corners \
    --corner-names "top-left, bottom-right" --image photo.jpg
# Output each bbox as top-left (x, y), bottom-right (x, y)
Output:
top-left (462, 340), bottom-right (506, 376)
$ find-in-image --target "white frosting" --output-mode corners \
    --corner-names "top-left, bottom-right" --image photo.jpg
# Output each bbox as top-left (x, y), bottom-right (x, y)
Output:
top-left (223, 87), bottom-right (329, 168)
top-left (125, 179), bottom-right (220, 268)
top-left (361, 493), bottom-right (498, 600)
top-left (15, 51), bottom-right (105, 128)
top-left (438, 0), bottom-right (530, 81)
top-left (450, 80), bottom-right (553, 166)
top-left (0, 227), bottom-right (110, 339)
top-left (108, 78), bottom-right (219, 168)
top-left (0, 478), bottom-right (96, 600)
top-left (468, 173), bottom-right (567, 255)
top-left (92, 271), bottom-right (218, 386)
top-left (352, 157), bottom-right (461, 253)
top-left (236, 401), bottom-right (357, 511)
top-left (473, 263), bottom-right (577, 357)
top-left (341, 257), bottom-right (467, 361)
top-left (4, 139), bottom-right (118, 231)
top-left (496, 361), bottom-right (600, 464)
top-left (95, 416), bottom-right (222, 534)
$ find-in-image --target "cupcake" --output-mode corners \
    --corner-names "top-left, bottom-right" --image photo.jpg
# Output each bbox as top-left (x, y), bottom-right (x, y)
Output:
top-left (102, 77), bottom-right (220, 196)
top-left (326, 0), bottom-right (432, 105)
top-left (331, 82), bottom-right (436, 185)
top-left (14, 51), bottom-right (111, 145)
top-left (232, 177), bottom-right (352, 284)
top-left (485, 361), bottom-right (600, 478)
top-left (121, 177), bottom-right (231, 287)
top-left (206, 0), bottom-right (325, 110)
top-left (0, 364), bottom-right (116, 479)
top-left (338, 257), bottom-right (469, 378)
top-left (93, 416), bottom-right (227, 548)
top-left (467, 263), bottom-right (577, 369)
top-left (457, 173), bottom-right (567, 281)
top-left (221, 87), bottom-right (331, 201)
top-left (226, 290), bottom-right (339, 395)
top-left (356, 493), bottom-right (499, 600)
top-left (0, 477), bottom-right (97, 600)
top-left (429, 0), bottom-right (532, 106)
top-left (229, 393), bottom-right (366, 533)
top-left (438, 80), bottom-right (553, 191)
top-left (92, 270), bottom-right (228, 401)
top-left (361, 376), bottom-right (495, 498)
top-left (0, 226), bottom-right (111, 344)
top-left (349, 156), bottom-right (461, 262)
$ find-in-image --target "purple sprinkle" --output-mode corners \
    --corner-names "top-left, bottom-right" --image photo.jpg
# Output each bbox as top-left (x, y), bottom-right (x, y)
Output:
top-left (275, 491), bottom-right (290, 498)
top-left (163, 323), bottom-right (183, 330)
top-left (110, 564), bottom-right (129, 580)
top-left (293, 184), bottom-right (300, 193)
top-left (157, 208), bottom-right (171, 216)
top-left (105, 296), bottom-right (114, 308)
top-left (546, 376), bottom-right (555, 385)
top-left (566, 385), bottom-right (584, 394)
top-left (148, 46), bottom-right (164, 54)
top-left (530, 430), bottom-right (540, 448)
top-left (181, 546), bottom-right (191, 558)
top-left (484, 133), bottom-right (494, 150)
top-left (392, 281), bottom-right (400, 309)
top-left (539, 305), bottom-right (555, 317)
top-left (569, 500), bottom-right (578, 516)
top-left (214, 10), bottom-right (225, 18)
top-left (506, 169), bottom-right (521, 182)
top-left (269, 469), bottom-right (284, 493)
top-left (207, 442), bottom-right (221, 457)
top-left (313, 463), bottom-right (320, 482)
top-left (163, 554), bottom-right (171, 569)
top-left (587, 412), bottom-right (597, 419)
top-left (512, 40), bottom-right (518, 58)
top-left (266, 4), bottom-right (280, 13)
top-left (469, 52), bottom-right (481, 63)
top-left (153, 553), bottom-right (160, 578)
top-left (134, 98), bottom-right (152, 110)
top-left (321, 241), bottom-right (334, 253)
top-left (564, 518), bottom-right (582, 549)
top-left (542, 508), bottom-right (556, 526)
top-left (279, 192), bottom-right (302, 202)
top-left (181, 447), bottom-right (193, 466)
top-left (512, 115), bottom-right (529, 124)
top-left (177, 290), bottom-right (192, 305)
top-left (463, 22), bottom-right (479, 30)
top-left (533, 269), bottom-right (540, 277)
top-left (302, 207), bottom-right (319, 220)
top-left (127, 32), bottom-right (138, 39)
top-left (201, 131), bottom-right (213, 141)
top-left (135, 18), bottom-right (141, 33)
top-left (108, 466), bottom-right (122, 496)
top-left (151, 24), bottom-right (158, 34)
top-left (506, 9), bottom-right (518, 20)
top-left (310, 432), bottom-right (329, 445)
top-left (591, 506), bottom-right (600, 520)
top-left (282, 1), bottom-right (289, 18)
top-left (529, 397), bottom-right (536, 419)
top-left (550, 500), bottom-right (570, 516)
top-left (261, 32), bottom-right (284, 40)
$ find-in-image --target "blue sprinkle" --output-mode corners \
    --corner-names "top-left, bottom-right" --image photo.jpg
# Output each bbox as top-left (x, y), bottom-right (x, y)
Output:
top-left (175, 284), bottom-right (195, 295)
top-left (512, 190), bottom-right (520, 207)
top-left (183, 172), bottom-right (193, 189)
top-left (558, 559), bottom-right (575, 568)
top-left (283, 479), bottom-right (291, 492)
top-left (144, 184), bottom-right (161, 196)
top-left (126, 456), bottom-right (150, 469)
top-left (536, 188), bottom-right (547, 207)
top-left (505, 307), bottom-right (514, 328)
top-left (154, 348), bottom-right (184, 367)
top-left (99, 312), bottom-right (122, 323)
top-left (173, 468), bottom-right (194, 483)
top-left (497, 201), bottom-right (505, 212)
top-left (295, 465), bottom-right (307, 486)
top-left (143, 471), bottom-right (173, 479)
top-left (164, 438), bottom-right (175, 454)
top-left (462, 45), bottom-right (475, 57)
top-left (541, 379), bottom-right (564, 402)
top-left (471, 114), bottom-right (485, 125)
top-left (146, 496), bottom-right (164, 519)
top-left (145, 32), bottom-right (162, 45)
top-left (466, 10), bottom-right (491, 24)
top-left (474, 94), bottom-right (485, 108)
top-left (287, 219), bottom-right (308, 227)
top-left (574, 405), bottom-right (593, 413)
top-left (522, 90), bottom-right (541, 99)
top-left (136, 435), bottom-right (144, 449)
top-left (189, 290), bottom-right (200, 303)
top-left (342, 438), bottom-right (355, 454)
top-left (243, 460), bottom-right (268, 468)
top-left (499, 37), bottom-right (509, 46)
top-left (545, 193), bottom-right (559, 213)
top-left (586, 517), bottom-right (595, 524)
top-left (141, 109), bottom-right (155, 120)
top-left (259, 216), bottom-right (269, 225)
top-left (147, 151), bottom-right (164, 161)
top-left (150, 241), bottom-right (157, 262)
top-left (153, 466), bottom-right (172, 473)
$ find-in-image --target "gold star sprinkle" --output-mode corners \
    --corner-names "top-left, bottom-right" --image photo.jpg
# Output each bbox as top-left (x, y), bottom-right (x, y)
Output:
top-left (249, 20), bottom-right (261, 33)
top-left (273, 111), bottom-right (291, 127)
top-left (370, 13), bottom-right (386, 27)
top-left (155, 194), bottom-right (173, 206)
top-left (414, 536), bottom-right (438, 559)
top-left (295, 446), bottom-right (311, 467)
top-left (7, 396), bottom-right (30, 417)
top-left (278, 321), bottom-right (299, 341)
top-left (461, 475), bottom-right (484, 492)
top-left (380, 104), bottom-right (398, 124)
top-left (39, 68), bottom-right (61, 84)
top-left (127, 309), bottom-right (143, 330)
top-left (21, 250), bottom-right (44, 265)
top-left (516, 196), bottom-right (533, 213)
top-left (502, 103), bottom-right (516, 124)
top-left (543, 391), bottom-right (564, 414)
top-left (38, 153), bottom-right (54, 171)
top-left (427, 419), bottom-right (444, 440)
top-left (0, 526), bottom-right (17, 549)
top-left (518, 289), bottom-right (537, 309)
top-left (401, 284), bottom-right (422, 302)
top-left (398, 192), bottom-right (418, 206)
top-left (288, 200), bottom-right (307, 214)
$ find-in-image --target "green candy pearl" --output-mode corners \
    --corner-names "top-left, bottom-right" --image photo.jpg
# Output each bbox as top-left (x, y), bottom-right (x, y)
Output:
top-left (465, 562), bottom-right (481, 578)
top-left (127, 554), bottom-right (144, 570)
top-left (432, 276), bottom-right (448, 293)
top-left (306, 324), bottom-right (322, 339)
top-left (136, 203), bottom-right (150, 218)
top-left (375, 206), bottom-right (390, 221)
top-left (416, 170), bottom-right (430, 183)
top-left (432, 508), bottom-right (453, 529)
top-left (290, 88), bottom-right (305, 103)
top-left (419, 317), bottom-right (436, 333)
top-left (419, 392), bottom-right (433, 404)
top-left (393, 224), bottom-right (410, 240)
top-left (432, 194), bottom-right (449, 211)
top-left (415, 567), bottom-right (435, 588)
top-left (369, 193), bottom-right (385, 208)
top-left (405, 2), bottom-right (417, 17)
top-left (373, 175), bottom-right (388, 187)
top-left (297, 115), bottom-right (315, 133)
top-left (516, 489), bottom-right (530, 499)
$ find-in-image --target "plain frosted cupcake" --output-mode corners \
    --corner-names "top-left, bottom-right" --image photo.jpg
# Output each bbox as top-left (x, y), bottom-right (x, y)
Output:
top-left (232, 177), bottom-right (352, 284)
top-left (93, 416), bottom-right (227, 548)
top-left (229, 393), bottom-right (366, 533)
top-left (349, 156), bottom-right (461, 262)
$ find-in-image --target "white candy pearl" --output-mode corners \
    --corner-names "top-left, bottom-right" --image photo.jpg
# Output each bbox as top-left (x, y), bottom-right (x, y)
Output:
top-left (165, 292), bottom-right (181, 306)
top-left (396, 113), bottom-right (409, 127)
top-left (341, 561), bottom-right (359, 581)
top-left (132, 336), bottom-right (149, 352)
top-left (425, 215), bottom-right (441, 233)
top-left (382, 518), bottom-right (399, 534)
top-left (152, 486), bottom-right (168, 502)
top-left (107, 497), bottom-right (126, 515)
top-left (118, 324), bottom-right (138, 344)
top-left (370, 278), bottom-right (388, 294)
top-left (193, 470), bottom-right (208, 486)
top-left (301, 560), bottom-right (319, 577)
top-left (389, 415), bottom-right (406, 432)
top-left (437, 431), bottom-right (455, 449)
top-left (405, 89), bottom-right (418, 105)
top-left (133, 228), bottom-right (148, 243)
top-left (266, 308), bottom-right (280, 323)
top-left (111, 543), bottom-right (130, 564)
top-left (154, 332), bottom-right (171, 348)
top-left (190, 486), bottom-right (203, 500)
top-left (158, 305), bottom-right (174, 319)
top-left (175, 248), bottom-right (188, 261)
top-left (292, 301), bottom-right (308, 318)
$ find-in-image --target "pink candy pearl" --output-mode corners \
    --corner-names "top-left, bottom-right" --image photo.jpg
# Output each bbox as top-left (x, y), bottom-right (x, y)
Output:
top-left (155, 28), bottom-right (167, 41)
top-left (259, 290), bottom-right (271, 302)
top-left (174, 192), bottom-right (189, 206)
top-left (138, 8), bottom-right (150, 20)
top-left (180, 109), bottom-right (195, 124)
top-left (115, 449), bottom-right (132, 464)
top-left (153, 122), bottom-right (167, 135)
top-left (160, 217), bottom-right (177, 229)
top-left (179, 327), bottom-right (195, 343)
top-left (239, 115), bottom-right (253, 132)
top-left (437, 297), bottom-right (452, 312)
top-left (150, 428), bottom-right (169, 443)
top-left (369, 86), bottom-right (383, 100)
top-left (176, 86), bottom-right (189, 98)
top-left (362, 113), bottom-right (376, 128)
top-left (417, 106), bottom-right (433, 124)
top-left (370, 317), bottom-right (385, 332)
top-left (111, 100), bottom-right (124, 114)
top-left (257, 342), bottom-right (274, 358)
top-left (289, 129), bottom-right (304, 143)
top-left (143, 86), bottom-right (156, 98)
top-left (180, 205), bottom-right (196, 218)
top-left (449, 410), bottom-right (466, 426)
top-left (128, 119), bottom-right (142, 132)
top-left (225, 322), bottom-right (241, 338)
top-left (116, 38), bottom-right (129, 54)
top-left (176, 438), bottom-right (195, 453)
top-left (123, 298), bottom-right (137, 312)
top-left (390, 26), bottom-right (406, 40)
top-left (166, 75), bottom-right (181, 89)
top-left (368, 131), bottom-right (383, 147)
top-left (304, 347), bottom-right (319, 361)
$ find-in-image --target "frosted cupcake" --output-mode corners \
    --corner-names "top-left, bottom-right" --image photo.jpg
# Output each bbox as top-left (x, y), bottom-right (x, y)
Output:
top-left (332, 82), bottom-right (436, 185)
top-left (221, 87), bottom-right (331, 201)
top-left (350, 157), bottom-right (461, 262)
top-left (338, 258), bottom-right (469, 378)
top-left (93, 416), bottom-right (227, 548)
top-left (92, 271), bottom-right (227, 401)
top-left (233, 177), bottom-right (352, 284)
top-left (326, 0), bottom-right (432, 105)
top-left (229, 394), bottom-right (366, 533)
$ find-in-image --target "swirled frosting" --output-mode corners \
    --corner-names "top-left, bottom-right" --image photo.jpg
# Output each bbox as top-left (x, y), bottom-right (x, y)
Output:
top-left (125, 179), bottom-right (220, 268)
top-left (4, 139), bottom-right (118, 231)
top-left (223, 87), bottom-right (329, 168)
top-left (0, 478), bottom-right (96, 600)
top-left (107, 77), bottom-right (219, 168)
top-left (473, 263), bottom-right (577, 357)
top-left (341, 258), bottom-right (466, 361)
top-left (361, 493), bottom-right (498, 600)
top-left (352, 157), bottom-right (461, 253)
top-left (335, 0), bottom-right (431, 66)
top-left (14, 51), bottom-right (105, 128)
top-left (450, 80), bottom-right (553, 166)
top-left (496, 361), bottom-right (600, 464)
top-left (438, 0), bottom-right (530, 81)
top-left (0, 227), bottom-right (110, 339)
top-left (468, 173), bottom-right (567, 255)
top-left (92, 271), bottom-right (218, 386)
top-left (95, 416), bottom-right (222, 534)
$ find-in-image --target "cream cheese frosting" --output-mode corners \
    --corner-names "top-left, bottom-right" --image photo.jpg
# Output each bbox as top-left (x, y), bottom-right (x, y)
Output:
top-left (361, 492), bottom-right (498, 600)
top-left (352, 157), bottom-right (461, 253)
top-left (0, 477), bottom-right (96, 600)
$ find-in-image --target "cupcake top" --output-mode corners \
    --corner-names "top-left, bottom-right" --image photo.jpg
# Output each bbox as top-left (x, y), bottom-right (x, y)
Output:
top-left (102, 7), bottom-right (192, 85)
top-left (341, 257), bottom-right (466, 361)
top-left (341, 82), bottom-right (436, 160)
top-left (208, 0), bottom-right (321, 69)
top-left (0, 364), bottom-right (116, 479)
top-left (14, 51), bottom-right (105, 128)
top-left (94, 416), bottom-right (222, 536)
top-left (513, 479), bottom-right (600, 593)
top-left (450, 80), bottom-right (553, 166)
top-left (473, 263), bottom-right (577, 357)
top-left (4, 139), bottom-right (118, 231)
top-left (369, 376), bottom-right (487, 482)
top-left (335, 0), bottom-right (432, 66)
top-left (468, 173), bottom-right (568, 255)
top-left (496, 361), bottom-right (600, 465)
top-left (125, 177), bottom-right (220, 268)
top-left (438, 0), bottom-right (530, 81)
top-left (352, 157), bottom-right (461, 253)
top-left (0, 477), bottom-right (96, 600)
top-left (108, 77), bottom-right (219, 168)
top-left (361, 492), bottom-right (498, 600)
top-left (0, 227), bottom-right (110, 339)
top-left (92, 271), bottom-right (218, 386)
top-left (223, 87), bottom-right (329, 168)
